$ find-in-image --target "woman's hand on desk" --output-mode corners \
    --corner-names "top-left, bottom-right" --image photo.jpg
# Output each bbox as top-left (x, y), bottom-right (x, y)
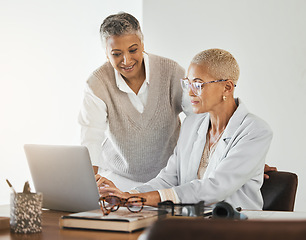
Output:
top-left (95, 174), bottom-right (116, 188)
top-left (95, 174), bottom-right (130, 198)
top-left (95, 174), bottom-right (161, 206)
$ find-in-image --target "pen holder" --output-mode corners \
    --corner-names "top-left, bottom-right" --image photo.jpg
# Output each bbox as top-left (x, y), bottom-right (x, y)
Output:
top-left (10, 192), bottom-right (43, 233)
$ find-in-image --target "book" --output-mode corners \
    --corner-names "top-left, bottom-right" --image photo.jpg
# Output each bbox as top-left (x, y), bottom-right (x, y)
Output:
top-left (0, 217), bottom-right (10, 230)
top-left (242, 210), bottom-right (306, 220)
top-left (59, 207), bottom-right (159, 232)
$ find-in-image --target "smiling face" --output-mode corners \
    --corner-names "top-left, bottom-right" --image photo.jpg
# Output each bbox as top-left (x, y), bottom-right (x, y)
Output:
top-left (105, 34), bottom-right (144, 81)
top-left (187, 63), bottom-right (226, 114)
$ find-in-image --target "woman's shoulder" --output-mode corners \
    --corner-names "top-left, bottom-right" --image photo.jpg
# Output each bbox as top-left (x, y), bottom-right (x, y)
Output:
top-left (92, 62), bottom-right (114, 78)
top-left (147, 52), bottom-right (176, 62)
top-left (244, 112), bottom-right (272, 134)
top-left (236, 101), bottom-right (272, 136)
top-left (88, 62), bottom-right (114, 81)
top-left (86, 62), bottom-right (115, 89)
top-left (146, 53), bottom-right (184, 71)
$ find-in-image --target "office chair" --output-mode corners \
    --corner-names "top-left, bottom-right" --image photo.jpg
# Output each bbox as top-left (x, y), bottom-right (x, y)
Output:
top-left (261, 171), bottom-right (298, 211)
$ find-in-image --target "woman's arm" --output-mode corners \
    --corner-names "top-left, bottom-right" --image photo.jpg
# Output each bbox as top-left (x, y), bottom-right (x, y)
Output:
top-left (97, 177), bottom-right (161, 207)
top-left (78, 82), bottom-right (108, 171)
top-left (96, 145), bottom-right (181, 204)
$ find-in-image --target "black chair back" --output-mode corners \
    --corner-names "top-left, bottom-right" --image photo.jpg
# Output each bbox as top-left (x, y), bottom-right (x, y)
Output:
top-left (261, 171), bottom-right (298, 211)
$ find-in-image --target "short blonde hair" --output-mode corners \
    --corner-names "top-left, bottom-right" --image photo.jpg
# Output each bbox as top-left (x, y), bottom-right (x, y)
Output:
top-left (191, 48), bottom-right (240, 85)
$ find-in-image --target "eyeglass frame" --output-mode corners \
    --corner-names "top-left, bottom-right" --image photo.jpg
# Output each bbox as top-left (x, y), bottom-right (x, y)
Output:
top-left (180, 78), bottom-right (236, 96)
top-left (99, 195), bottom-right (147, 216)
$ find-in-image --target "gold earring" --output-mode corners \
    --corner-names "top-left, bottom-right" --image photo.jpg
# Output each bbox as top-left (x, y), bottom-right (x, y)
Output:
top-left (223, 96), bottom-right (227, 101)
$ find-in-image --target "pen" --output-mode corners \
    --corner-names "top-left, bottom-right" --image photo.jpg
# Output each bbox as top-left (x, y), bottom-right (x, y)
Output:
top-left (6, 179), bottom-right (16, 195)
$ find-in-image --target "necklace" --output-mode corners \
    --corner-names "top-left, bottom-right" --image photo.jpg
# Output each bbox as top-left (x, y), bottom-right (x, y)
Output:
top-left (209, 128), bottom-right (225, 151)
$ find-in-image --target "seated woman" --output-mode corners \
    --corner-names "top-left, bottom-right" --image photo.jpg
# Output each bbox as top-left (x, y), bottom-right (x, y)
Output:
top-left (98, 48), bottom-right (273, 210)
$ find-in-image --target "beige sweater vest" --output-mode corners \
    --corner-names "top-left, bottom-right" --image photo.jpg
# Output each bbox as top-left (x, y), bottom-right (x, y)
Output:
top-left (87, 53), bottom-right (184, 182)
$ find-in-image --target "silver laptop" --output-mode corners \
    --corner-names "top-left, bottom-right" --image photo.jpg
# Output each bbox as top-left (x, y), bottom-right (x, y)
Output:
top-left (24, 144), bottom-right (100, 212)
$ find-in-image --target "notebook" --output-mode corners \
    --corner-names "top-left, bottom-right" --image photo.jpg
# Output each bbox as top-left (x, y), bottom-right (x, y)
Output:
top-left (60, 207), bottom-right (159, 232)
top-left (24, 144), bottom-right (100, 212)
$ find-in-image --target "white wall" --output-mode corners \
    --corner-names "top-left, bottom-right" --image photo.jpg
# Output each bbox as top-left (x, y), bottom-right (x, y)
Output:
top-left (143, 0), bottom-right (306, 211)
top-left (1, 0), bottom-right (305, 212)
top-left (0, 0), bottom-right (142, 204)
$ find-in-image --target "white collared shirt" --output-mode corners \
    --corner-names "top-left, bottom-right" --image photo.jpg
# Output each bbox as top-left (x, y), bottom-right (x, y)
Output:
top-left (115, 53), bottom-right (150, 113)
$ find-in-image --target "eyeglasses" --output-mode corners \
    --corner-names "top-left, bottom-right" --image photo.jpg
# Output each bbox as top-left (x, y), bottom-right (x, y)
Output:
top-left (99, 196), bottom-right (146, 216)
top-left (180, 78), bottom-right (232, 96)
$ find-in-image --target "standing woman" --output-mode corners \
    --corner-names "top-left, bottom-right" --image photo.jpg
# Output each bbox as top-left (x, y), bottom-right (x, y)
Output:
top-left (78, 12), bottom-right (191, 190)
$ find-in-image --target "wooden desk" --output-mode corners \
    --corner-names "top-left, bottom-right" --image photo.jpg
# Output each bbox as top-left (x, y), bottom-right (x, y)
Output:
top-left (0, 205), bottom-right (143, 240)
top-left (147, 217), bottom-right (306, 240)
